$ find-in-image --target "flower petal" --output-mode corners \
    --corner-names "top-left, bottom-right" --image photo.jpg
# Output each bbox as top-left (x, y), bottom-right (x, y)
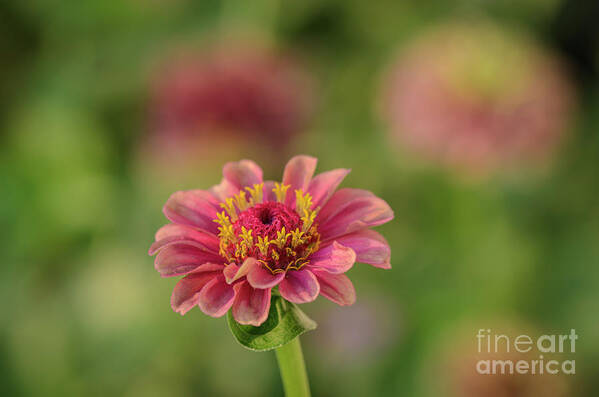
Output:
top-left (163, 190), bottom-right (220, 233)
top-left (308, 241), bottom-right (356, 274)
top-left (247, 263), bottom-right (285, 289)
top-left (232, 282), bottom-right (271, 326)
top-left (262, 180), bottom-right (277, 202)
top-left (150, 224), bottom-right (220, 255)
top-left (282, 155), bottom-right (317, 206)
top-left (198, 276), bottom-right (236, 317)
top-left (223, 160), bottom-right (263, 189)
top-left (317, 188), bottom-right (394, 240)
top-left (279, 269), bottom-right (320, 304)
top-left (155, 244), bottom-right (223, 277)
top-left (308, 168), bottom-right (351, 208)
top-left (312, 270), bottom-right (356, 306)
top-left (223, 257), bottom-right (258, 284)
top-left (334, 229), bottom-right (391, 269)
top-left (209, 178), bottom-right (239, 202)
top-left (170, 264), bottom-right (224, 314)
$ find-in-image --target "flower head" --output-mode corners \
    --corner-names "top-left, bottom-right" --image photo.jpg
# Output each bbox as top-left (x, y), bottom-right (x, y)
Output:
top-left (149, 156), bottom-right (393, 326)
top-left (382, 22), bottom-right (576, 175)
top-left (149, 42), bottom-right (314, 148)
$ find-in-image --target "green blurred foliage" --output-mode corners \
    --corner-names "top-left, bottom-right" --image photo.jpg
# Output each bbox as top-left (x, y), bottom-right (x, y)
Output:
top-left (2, 0), bottom-right (598, 396)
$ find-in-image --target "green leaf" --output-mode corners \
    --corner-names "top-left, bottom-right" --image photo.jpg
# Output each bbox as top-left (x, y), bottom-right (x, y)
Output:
top-left (227, 295), bottom-right (317, 351)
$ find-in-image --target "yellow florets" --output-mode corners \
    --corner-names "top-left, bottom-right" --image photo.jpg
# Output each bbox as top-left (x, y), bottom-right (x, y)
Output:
top-left (213, 184), bottom-right (320, 273)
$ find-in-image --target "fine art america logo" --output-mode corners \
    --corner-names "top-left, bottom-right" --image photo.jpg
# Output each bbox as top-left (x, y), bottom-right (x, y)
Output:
top-left (476, 329), bottom-right (578, 375)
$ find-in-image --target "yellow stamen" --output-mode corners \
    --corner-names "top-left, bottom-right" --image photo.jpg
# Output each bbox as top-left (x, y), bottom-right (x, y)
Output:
top-left (256, 236), bottom-right (271, 256)
top-left (234, 191), bottom-right (249, 211)
top-left (301, 209), bottom-right (317, 233)
top-left (274, 227), bottom-right (290, 249)
top-left (246, 183), bottom-right (264, 206)
top-left (220, 198), bottom-right (238, 222)
top-left (295, 190), bottom-right (314, 216)
top-left (290, 228), bottom-right (306, 248)
top-left (273, 183), bottom-right (290, 203)
top-left (240, 226), bottom-right (253, 246)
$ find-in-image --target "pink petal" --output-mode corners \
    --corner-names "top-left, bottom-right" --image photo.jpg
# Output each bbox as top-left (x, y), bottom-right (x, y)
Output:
top-left (198, 276), bottom-right (236, 317)
top-left (163, 190), bottom-right (220, 233)
top-left (232, 282), bottom-right (271, 326)
top-left (279, 269), bottom-right (320, 304)
top-left (262, 180), bottom-right (277, 202)
top-left (334, 229), bottom-right (391, 269)
top-left (223, 160), bottom-right (264, 189)
top-left (149, 224), bottom-right (220, 255)
top-left (223, 257), bottom-right (258, 284)
top-left (155, 244), bottom-right (223, 277)
top-left (170, 264), bottom-right (225, 314)
top-left (317, 188), bottom-right (394, 240)
top-left (209, 178), bottom-right (239, 202)
top-left (308, 241), bottom-right (356, 274)
top-left (312, 270), bottom-right (356, 306)
top-left (247, 263), bottom-right (285, 289)
top-left (282, 155), bottom-right (317, 206)
top-left (308, 168), bottom-right (351, 208)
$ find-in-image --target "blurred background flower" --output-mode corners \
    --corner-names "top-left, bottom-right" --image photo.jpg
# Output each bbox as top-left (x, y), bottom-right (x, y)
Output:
top-left (381, 21), bottom-right (576, 177)
top-left (140, 38), bottom-right (314, 180)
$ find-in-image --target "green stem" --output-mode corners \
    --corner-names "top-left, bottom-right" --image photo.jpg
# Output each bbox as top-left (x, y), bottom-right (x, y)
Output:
top-left (275, 337), bottom-right (311, 397)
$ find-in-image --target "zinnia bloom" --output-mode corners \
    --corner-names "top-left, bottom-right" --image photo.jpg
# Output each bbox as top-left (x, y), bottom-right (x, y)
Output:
top-left (149, 42), bottom-right (313, 148)
top-left (149, 156), bottom-right (393, 326)
top-left (382, 22), bottom-right (575, 174)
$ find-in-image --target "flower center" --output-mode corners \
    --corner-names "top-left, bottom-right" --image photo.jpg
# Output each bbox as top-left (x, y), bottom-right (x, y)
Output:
top-left (234, 202), bottom-right (300, 240)
top-left (213, 183), bottom-right (320, 273)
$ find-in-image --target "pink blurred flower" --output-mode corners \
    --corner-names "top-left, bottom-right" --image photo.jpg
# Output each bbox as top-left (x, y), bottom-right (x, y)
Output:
top-left (382, 22), bottom-right (576, 174)
top-left (149, 156), bottom-right (393, 326)
top-left (149, 42), bottom-right (314, 150)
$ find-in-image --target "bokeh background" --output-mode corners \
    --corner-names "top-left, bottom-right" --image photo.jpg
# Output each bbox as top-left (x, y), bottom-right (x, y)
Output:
top-left (2, 0), bottom-right (599, 396)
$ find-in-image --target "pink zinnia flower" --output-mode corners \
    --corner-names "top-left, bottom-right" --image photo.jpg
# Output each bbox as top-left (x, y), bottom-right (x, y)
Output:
top-left (149, 156), bottom-right (393, 326)
top-left (149, 42), bottom-right (314, 149)
top-left (382, 22), bottom-right (576, 174)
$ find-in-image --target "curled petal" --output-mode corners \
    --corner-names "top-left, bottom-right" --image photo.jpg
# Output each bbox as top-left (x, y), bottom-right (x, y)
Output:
top-left (334, 229), bottom-right (391, 269)
top-left (282, 155), bottom-right (317, 206)
top-left (312, 270), bottom-right (356, 306)
top-left (308, 168), bottom-right (351, 208)
top-left (150, 224), bottom-right (220, 255)
top-left (232, 282), bottom-right (271, 326)
top-left (318, 188), bottom-right (394, 240)
top-left (170, 264), bottom-right (225, 314)
top-left (279, 269), bottom-right (320, 304)
top-left (247, 263), bottom-right (285, 289)
top-left (198, 276), bottom-right (236, 317)
top-left (224, 257), bottom-right (258, 284)
top-left (223, 160), bottom-right (264, 189)
top-left (308, 241), bottom-right (356, 274)
top-left (163, 190), bottom-right (220, 233)
top-left (155, 245), bottom-right (223, 277)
